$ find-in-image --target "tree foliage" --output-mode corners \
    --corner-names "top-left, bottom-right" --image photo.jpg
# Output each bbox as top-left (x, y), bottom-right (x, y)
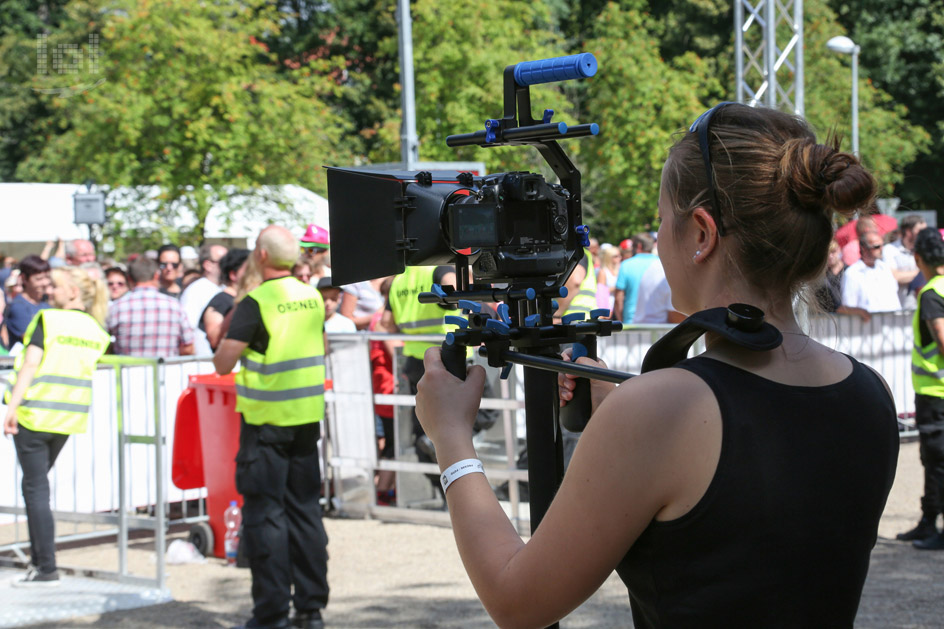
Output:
top-left (579, 2), bottom-right (721, 239)
top-left (803, 0), bottom-right (931, 196)
top-left (831, 0), bottom-right (944, 209)
top-left (15, 0), bottom-right (354, 244)
top-left (1, 0), bottom-right (939, 250)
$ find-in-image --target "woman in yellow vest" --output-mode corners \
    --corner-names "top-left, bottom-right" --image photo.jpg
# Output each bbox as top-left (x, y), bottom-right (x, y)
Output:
top-left (3, 266), bottom-right (109, 587)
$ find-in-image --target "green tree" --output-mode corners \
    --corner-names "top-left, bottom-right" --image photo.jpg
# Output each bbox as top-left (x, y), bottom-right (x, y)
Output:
top-left (261, 0), bottom-right (400, 162)
top-left (405, 0), bottom-right (567, 174)
top-left (16, 0), bottom-right (354, 246)
top-left (803, 0), bottom-right (930, 196)
top-left (580, 2), bottom-right (720, 241)
top-left (0, 0), bottom-right (74, 181)
top-left (831, 0), bottom-right (944, 210)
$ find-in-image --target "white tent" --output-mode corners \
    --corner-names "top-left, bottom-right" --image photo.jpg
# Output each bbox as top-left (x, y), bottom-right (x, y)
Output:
top-left (0, 183), bottom-right (329, 242)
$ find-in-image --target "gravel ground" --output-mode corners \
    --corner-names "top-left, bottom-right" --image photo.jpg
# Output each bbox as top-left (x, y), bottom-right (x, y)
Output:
top-left (10, 439), bottom-right (944, 629)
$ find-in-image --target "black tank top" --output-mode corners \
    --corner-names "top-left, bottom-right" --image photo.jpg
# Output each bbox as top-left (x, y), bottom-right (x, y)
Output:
top-left (616, 355), bottom-right (899, 628)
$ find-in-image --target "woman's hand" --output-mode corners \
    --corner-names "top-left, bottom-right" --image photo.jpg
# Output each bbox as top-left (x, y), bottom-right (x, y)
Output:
top-left (416, 347), bottom-right (486, 452)
top-left (558, 347), bottom-right (617, 415)
top-left (3, 408), bottom-right (18, 436)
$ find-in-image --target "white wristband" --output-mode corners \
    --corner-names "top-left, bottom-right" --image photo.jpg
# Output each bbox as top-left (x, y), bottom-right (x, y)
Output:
top-left (440, 458), bottom-right (485, 494)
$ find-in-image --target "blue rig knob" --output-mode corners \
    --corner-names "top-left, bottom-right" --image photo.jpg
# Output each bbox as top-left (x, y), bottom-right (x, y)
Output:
top-left (485, 119), bottom-right (501, 143)
top-left (589, 308), bottom-right (610, 320)
top-left (444, 316), bottom-right (469, 329)
top-left (571, 343), bottom-right (589, 361)
top-left (575, 224), bottom-right (590, 247)
top-left (525, 314), bottom-right (542, 327)
top-left (562, 313), bottom-right (586, 325)
top-left (458, 300), bottom-right (482, 314)
top-left (497, 303), bottom-right (512, 324)
top-left (431, 284), bottom-right (447, 298)
top-left (485, 319), bottom-right (510, 334)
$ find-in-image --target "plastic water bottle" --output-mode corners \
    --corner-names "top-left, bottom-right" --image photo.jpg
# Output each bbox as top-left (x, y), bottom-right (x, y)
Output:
top-left (223, 500), bottom-right (241, 566)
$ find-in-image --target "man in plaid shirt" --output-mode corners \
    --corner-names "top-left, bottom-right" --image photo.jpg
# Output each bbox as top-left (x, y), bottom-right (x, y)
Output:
top-left (106, 256), bottom-right (195, 357)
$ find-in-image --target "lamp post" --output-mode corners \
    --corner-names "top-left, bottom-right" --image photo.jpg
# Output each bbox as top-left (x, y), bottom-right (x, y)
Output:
top-left (826, 35), bottom-right (860, 158)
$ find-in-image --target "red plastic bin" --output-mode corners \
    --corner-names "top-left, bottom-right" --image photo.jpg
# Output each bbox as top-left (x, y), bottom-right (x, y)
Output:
top-left (172, 373), bottom-right (243, 559)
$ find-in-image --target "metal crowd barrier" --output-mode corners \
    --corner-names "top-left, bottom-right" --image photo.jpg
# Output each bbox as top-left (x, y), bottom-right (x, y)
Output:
top-left (324, 310), bottom-right (919, 528)
top-left (0, 355), bottom-right (216, 590)
top-left (0, 310), bottom-right (920, 580)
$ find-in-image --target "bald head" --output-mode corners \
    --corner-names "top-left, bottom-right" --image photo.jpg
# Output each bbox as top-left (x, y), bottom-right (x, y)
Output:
top-left (256, 225), bottom-right (298, 271)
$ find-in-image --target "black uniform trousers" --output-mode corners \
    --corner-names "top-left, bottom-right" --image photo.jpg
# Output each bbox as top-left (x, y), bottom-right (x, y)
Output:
top-left (915, 394), bottom-right (944, 519)
top-left (235, 417), bottom-right (329, 625)
top-left (13, 425), bottom-right (69, 574)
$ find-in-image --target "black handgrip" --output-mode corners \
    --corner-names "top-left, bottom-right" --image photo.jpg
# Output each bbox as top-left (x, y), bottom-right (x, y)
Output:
top-left (441, 341), bottom-right (468, 380)
top-left (559, 341), bottom-right (593, 433)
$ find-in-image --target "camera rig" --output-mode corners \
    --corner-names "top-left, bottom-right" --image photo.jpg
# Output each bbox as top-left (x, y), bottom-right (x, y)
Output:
top-left (327, 53), bottom-right (619, 534)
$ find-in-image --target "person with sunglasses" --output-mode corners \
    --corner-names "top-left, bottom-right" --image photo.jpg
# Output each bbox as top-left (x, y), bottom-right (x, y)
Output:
top-left (104, 267), bottom-right (130, 301)
top-left (414, 104), bottom-right (898, 627)
top-left (156, 244), bottom-right (183, 298)
top-left (840, 229), bottom-right (902, 313)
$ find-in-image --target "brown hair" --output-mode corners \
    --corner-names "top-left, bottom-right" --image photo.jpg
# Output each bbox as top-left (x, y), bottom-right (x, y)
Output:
top-left (664, 105), bottom-right (876, 297)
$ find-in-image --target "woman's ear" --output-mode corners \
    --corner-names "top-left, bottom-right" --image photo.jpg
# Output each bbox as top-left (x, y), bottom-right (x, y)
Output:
top-left (690, 207), bottom-right (721, 263)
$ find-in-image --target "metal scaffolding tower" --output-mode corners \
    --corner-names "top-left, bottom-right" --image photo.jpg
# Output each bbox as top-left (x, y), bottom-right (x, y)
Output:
top-left (734, 0), bottom-right (804, 115)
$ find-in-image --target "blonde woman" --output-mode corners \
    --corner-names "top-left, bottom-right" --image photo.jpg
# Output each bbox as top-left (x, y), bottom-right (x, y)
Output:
top-left (596, 245), bottom-right (622, 311)
top-left (3, 266), bottom-right (109, 586)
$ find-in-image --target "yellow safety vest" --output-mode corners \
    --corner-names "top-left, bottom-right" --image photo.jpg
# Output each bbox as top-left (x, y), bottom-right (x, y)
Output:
top-left (564, 248), bottom-right (598, 317)
top-left (9, 309), bottom-right (109, 434)
top-left (235, 277), bottom-right (326, 426)
top-left (389, 266), bottom-right (461, 360)
top-left (912, 275), bottom-right (944, 398)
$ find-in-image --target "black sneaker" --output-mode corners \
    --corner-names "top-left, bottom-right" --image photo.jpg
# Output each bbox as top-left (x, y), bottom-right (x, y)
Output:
top-left (231, 618), bottom-right (290, 629)
top-left (896, 518), bottom-right (938, 542)
top-left (12, 566), bottom-right (60, 588)
top-left (293, 610), bottom-right (324, 629)
top-left (913, 532), bottom-right (944, 551)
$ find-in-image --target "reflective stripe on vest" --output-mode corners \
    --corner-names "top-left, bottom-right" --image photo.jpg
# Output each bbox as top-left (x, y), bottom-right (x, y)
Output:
top-left (389, 267), bottom-right (454, 360)
top-left (565, 249), bottom-right (598, 316)
top-left (13, 309), bottom-right (109, 434)
top-left (235, 277), bottom-right (326, 426)
top-left (912, 275), bottom-right (944, 398)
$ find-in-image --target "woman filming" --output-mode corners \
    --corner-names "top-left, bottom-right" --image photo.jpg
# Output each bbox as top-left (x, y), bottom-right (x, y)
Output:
top-left (3, 266), bottom-right (110, 587)
top-left (415, 104), bottom-right (899, 627)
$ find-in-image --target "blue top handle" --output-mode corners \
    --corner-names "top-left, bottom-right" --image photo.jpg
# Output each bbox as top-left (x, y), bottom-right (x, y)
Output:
top-left (513, 53), bottom-right (598, 86)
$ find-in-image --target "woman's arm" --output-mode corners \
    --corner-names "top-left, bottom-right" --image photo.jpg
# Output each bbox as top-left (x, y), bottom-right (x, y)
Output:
top-left (339, 291), bottom-right (376, 330)
top-left (3, 344), bottom-right (44, 435)
top-left (416, 349), bottom-right (721, 628)
top-left (203, 307), bottom-right (226, 351)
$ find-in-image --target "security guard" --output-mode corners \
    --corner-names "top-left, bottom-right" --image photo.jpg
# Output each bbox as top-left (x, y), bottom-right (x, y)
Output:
top-left (382, 265), bottom-right (458, 496)
top-left (559, 248), bottom-right (598, 318)
top-left (902, 227), bottom-right (944, 550)
top-left (215, 226), bottom-right (328, 629)
top-left (4, 266), bottom-right (110, 587)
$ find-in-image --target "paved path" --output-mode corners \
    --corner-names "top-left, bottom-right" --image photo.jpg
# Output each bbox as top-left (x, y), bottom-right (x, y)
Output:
top-left (8, 440), bottom-right (944, 628)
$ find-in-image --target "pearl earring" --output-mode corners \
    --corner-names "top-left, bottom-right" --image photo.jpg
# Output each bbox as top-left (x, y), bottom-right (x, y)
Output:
top-left (692, 250), bottom-right (701, 261)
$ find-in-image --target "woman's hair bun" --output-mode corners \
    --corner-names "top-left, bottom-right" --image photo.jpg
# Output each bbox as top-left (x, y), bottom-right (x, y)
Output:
top-left (779, 136), bottom-right (876, 220)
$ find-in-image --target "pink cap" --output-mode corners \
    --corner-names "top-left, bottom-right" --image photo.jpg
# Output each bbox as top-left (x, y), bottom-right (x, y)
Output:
top-left (300, 224), bottom-right (329, 249)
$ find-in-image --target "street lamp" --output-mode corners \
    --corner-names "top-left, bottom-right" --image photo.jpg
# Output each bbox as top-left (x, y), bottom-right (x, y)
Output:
top-left (826, 35), bottom-right (860, 158)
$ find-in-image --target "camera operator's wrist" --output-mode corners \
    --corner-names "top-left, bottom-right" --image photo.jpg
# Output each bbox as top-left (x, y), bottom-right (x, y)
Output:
top-left (435, 439), bottom-right (478, 474)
